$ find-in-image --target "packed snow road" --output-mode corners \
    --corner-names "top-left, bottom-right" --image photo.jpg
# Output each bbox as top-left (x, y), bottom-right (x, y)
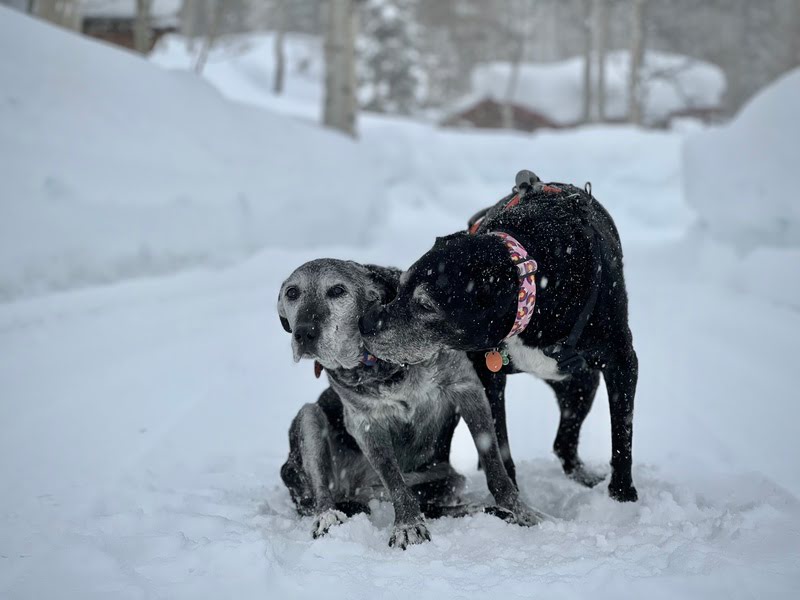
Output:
top-left (1, 235), bottom-right (799, 599)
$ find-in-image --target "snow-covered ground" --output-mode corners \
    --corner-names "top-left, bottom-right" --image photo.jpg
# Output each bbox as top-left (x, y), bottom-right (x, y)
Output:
top-left (2, 10), bottom-right (799, 600)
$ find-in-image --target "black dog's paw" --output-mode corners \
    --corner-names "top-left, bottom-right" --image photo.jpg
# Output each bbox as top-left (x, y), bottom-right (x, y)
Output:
top-left (311, 508), bottom-right (347, 538)
top-left (568, 466), bottom-right (605, 489)
top-left (388, 520), bottom-right (431, 549)
top-left (608, 480), bottom-right (638, 503)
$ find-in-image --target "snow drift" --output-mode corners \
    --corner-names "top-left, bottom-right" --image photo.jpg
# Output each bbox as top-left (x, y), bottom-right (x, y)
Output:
top-left (0, 7), bottom-right (378, 300)
top-left (683, 68), bottom-right (800, 250)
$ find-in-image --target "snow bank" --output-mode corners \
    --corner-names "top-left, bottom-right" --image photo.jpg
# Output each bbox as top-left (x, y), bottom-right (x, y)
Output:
top-left (683, 68), bottom-right (800, 250)
top-left (459, 50), bottom-right (725, 127)
top-left (0, 8), bottom-right (377, 300)
top-left (151, 32), bottom-right (324, 121)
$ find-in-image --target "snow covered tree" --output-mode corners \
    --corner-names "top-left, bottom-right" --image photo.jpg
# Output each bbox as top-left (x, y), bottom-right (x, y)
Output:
top-left (358, 0), bottom-right (422, 115)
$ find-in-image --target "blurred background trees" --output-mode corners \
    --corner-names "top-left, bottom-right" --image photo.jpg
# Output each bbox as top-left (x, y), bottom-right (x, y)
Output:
top-left (4, 0), bottom-right (798, 136)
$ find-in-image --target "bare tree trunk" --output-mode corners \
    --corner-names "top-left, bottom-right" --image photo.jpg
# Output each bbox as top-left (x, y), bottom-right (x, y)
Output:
top-left (33, 0), bottom-right (81, 30)
top-left (323, 0), bottom-right (359, 137)
top-left (581, 0), bottom-right (593, 123)
top-left (502, 38), bottom-right (524, 130)
top-left (180, 0), bottom-right (199, 52)
top-left (194, 0), bottom-right (224, 75)
top-left (628, 0), bottom-right (647, 125)
top-left (134, 0), bottom-right (153, 55)
top-left (594, 0), bottom-right (609, 122)
top-left (273, 0), bottom-right (286, 95)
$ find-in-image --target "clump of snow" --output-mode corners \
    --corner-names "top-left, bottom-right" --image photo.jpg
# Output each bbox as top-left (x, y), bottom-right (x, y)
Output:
top-left (455, 50), bottom-right (725, 127)
top-left (0, 8), bottom-right (378, 300)
top-left (683, 68), bottom-right (800, 250)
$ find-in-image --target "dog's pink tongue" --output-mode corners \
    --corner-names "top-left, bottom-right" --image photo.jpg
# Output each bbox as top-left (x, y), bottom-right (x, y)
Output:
top-left (314, 361), bottom-right (323, 379)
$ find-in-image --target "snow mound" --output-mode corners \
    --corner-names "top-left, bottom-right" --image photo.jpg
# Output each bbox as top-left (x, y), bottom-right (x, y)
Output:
top-left (683, 68), bottom-right (800, 250)
top-left (0, 8), bottom-right (376, 300)
top-left (151, 32), bottom-right (324, 121)
top-left (458, 50), bottom-right (725, 127)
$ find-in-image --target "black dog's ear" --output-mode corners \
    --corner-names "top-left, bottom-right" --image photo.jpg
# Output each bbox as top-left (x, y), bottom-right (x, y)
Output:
top-left (433, 231), bottom-right (469, 249)
top-left (280, 316), bottom-right (292, 333)
top-left (363, 264), bottom-right (401, 304)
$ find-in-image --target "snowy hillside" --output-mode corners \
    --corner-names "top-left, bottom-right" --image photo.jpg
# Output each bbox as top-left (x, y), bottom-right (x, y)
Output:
top-left (0, 9), bottom-right (377, 300)
top-left (2, 9), bottom-right (799, 600)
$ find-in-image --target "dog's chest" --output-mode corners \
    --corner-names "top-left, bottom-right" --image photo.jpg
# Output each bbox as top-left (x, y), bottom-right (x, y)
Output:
top-left (504, 337), bottom-right (566, 381)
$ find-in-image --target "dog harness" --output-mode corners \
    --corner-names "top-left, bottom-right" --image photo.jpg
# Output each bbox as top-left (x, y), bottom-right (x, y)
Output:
top-left (472, 170), bottom-right (602, 375)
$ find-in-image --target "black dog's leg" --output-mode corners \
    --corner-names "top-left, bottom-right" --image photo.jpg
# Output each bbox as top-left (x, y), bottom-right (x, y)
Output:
top-left (547, 368), bottom-right (605, 488)
top-left (355, 431), bottom-right (429, 549)
top-left (602, 344), bottom-right (639, 502)
top-left (455, 387), bottom-right (546, 526)
top-left (284, 403), bottom-right (348, 537)
top-left (469, 353), bottom-right (516, 485)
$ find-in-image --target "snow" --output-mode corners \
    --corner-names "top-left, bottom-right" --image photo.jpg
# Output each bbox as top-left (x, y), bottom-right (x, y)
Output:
top-left (684, 68), bottom-right (800, 251)
top-left (2, 11), bottom-right (800, 600)
top-left (0, 13), bottom-right (377, 300)
top-left (453, 51), bottom-right (726, 127)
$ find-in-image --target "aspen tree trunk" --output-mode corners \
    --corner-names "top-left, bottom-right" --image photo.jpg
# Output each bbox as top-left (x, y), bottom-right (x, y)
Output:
top-left (594, 0), bottom-right (609, 122)
top-left (581, 0), bottom-right (593, 123)
top-left (194, 0), bottom-right (224, 75)
top-left (273, 0), bottom-right (286, 95)
top-left (323, 0), bottom-right (359, 137)
top-left (134, 0), bottom-right (153, 54)
top-left (628, 0), bottom-right (647, 124)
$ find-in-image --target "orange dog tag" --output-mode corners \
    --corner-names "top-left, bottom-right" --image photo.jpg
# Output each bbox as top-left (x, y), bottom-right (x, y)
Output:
top-left (314, 361), bottom-right (323, 379)
top-left (485, 351), bottom-right (503, 373)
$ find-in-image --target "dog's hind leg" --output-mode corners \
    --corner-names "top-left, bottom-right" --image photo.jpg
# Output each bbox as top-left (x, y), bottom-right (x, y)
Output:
top-left (547, 368), bottom-right (605, 488)
top-left (602, 343), bottom-right (639, 502)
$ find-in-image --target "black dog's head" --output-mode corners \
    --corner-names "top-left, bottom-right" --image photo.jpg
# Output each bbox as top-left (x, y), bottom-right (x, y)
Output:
top-left (360, 232), bottom-right (517, 364)
top-left (277, 259), bottom-right (398, 369)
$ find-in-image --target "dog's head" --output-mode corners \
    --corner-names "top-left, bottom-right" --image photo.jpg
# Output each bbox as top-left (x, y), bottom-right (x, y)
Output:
top-left (360, 232), bottom-right (517, 364)
top-left (277, 259), bottom-right (399, 369)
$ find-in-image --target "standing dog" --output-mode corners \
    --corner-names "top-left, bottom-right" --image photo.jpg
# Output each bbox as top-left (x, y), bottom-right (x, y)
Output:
top-left (359, 174), bottom-right (639, 502)
top-left (277, 259), bottom-right (544, 549)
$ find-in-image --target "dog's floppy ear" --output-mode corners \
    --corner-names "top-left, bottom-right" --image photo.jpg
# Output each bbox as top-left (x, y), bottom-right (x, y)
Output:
top-left (277, 290), bottom-right (292, 333)
top-left (363, 264), bottom-right (400, 304)
top-left (280, 316), bottom-right (292, 333)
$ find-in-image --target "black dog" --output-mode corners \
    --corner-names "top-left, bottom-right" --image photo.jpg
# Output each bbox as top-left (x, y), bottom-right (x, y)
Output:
top-left (360, 171), bottom-right (639, 502)
top-left (277, 259), bottom-right (544, 549)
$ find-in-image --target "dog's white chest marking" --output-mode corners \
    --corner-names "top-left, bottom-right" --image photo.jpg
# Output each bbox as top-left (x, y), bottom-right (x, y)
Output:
top-left (504, 337), bottom-right (566, 381)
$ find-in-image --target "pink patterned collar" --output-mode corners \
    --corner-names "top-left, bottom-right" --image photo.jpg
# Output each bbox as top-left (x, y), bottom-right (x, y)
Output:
top-left (490, 232), bottom-right (538, 339)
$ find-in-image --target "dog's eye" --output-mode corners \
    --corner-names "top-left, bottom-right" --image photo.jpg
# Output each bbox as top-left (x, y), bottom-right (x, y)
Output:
top-left (285, 286), bottom-right (300, 301)
top-left (327, 285), bottom-right (347, 298)
top-left (417, 298), bottom-right (437, 313)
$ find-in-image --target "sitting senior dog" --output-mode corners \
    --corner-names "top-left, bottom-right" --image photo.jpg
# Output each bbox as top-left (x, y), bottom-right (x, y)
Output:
top-left (277, 258), bottom-right (545, 549)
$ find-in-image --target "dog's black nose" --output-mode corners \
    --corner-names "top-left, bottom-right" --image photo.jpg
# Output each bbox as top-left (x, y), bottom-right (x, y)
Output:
top-left (359, 303), bottom-right (384, 336)
top-left (293, 323), bottom-right (318, 346)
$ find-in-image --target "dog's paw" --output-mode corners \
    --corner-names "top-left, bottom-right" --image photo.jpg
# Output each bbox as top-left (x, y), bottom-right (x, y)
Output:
top-left (486, 502), bottom-right (546, 527)
top-left (568, 465), bottom-right (605, 488)
top-left (311, 508), bottom-right (347, 539)
top-left (388, 520), bottom-right (431, 550)
top-left (608, 480), bottom-right (638, 503)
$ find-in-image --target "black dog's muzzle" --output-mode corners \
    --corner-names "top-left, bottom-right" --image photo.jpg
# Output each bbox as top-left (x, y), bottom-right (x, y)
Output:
top-left (359, 302), bottom-right (385, 337)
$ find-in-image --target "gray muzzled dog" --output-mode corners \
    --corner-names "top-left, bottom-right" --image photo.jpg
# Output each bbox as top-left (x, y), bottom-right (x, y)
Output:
top-left (277, 258), bottom-right (545, 549)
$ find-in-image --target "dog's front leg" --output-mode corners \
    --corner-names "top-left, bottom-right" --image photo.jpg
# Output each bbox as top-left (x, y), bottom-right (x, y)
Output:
top-left (455, 386), bottom-right (546, 526)
top-left (355, 427), bottom-right (430, 549)
top-left (288, 403), bottom-right (348, 538)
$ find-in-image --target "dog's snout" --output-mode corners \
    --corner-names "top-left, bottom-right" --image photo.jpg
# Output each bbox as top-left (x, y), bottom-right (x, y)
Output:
top-left (293, 323), bottom-right (318, 347)
top-left (359, 303), bottom-right (385, 336)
